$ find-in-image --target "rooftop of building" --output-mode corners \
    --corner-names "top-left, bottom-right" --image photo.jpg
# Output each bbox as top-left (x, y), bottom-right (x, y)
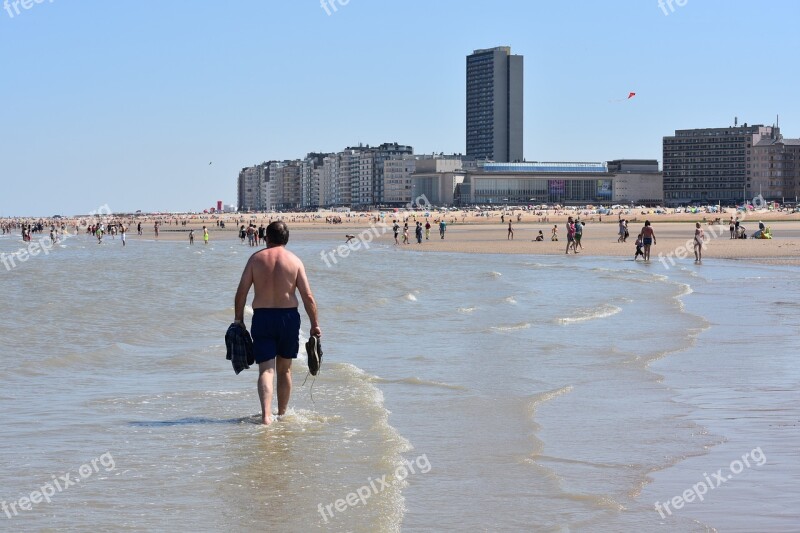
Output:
top-left (470, 46), bottom-right (512, 55)
top-left (755, 137), bottom-right (800, 147)
top-left (668, 124), bottom-right (773, 137)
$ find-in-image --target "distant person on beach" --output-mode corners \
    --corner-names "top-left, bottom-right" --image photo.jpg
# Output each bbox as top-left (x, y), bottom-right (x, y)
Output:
top-left (618, 219), bottom-right (626, 243)
top-left (415, 222), bottom-right (423, 244)
top-left (203, 226), bottom-right (209, 245)
top-left (508, 221), bottom-right (514, 240)
top-left (551, 224), bottom-right (558, 241)
top-left (694, 222), bottom-right (705, 262)
top-left (565, 217), bottom-right (577, 254)
top-left (634, 233), bottom-right (644, 261)
top-left (403, 224), bottom-right (409, 244)
top-left (534, 230), bottom-right (544, 241)
top-left (233, 221), bottom-right (321, 425)
top-left (393, 222), bottom-right (399, 244)
top-left (154, 222), bottom-right (159, 238)
top-left (137, 222), bottom-right (142, 236)
top-left (345, 234), bottom-right (355, 244)
top-left (439, 220), bottom-right (446, 239)
top-left (189, 229), bottom-right (195, 245)
top-left (641, 220), bottom-right (656, 261)
top-left (729, 218), bottom-right (735, 239)
top-left (574, 218), bottom-right (583, 250)
top-left (120, 224), bottom-right (126, 247)
top-left (425, 219), bottom-right (431, 240)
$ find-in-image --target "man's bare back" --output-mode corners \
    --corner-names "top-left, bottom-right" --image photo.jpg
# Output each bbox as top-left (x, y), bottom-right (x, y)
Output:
top-left (249, 246), bottom-right (303, 309)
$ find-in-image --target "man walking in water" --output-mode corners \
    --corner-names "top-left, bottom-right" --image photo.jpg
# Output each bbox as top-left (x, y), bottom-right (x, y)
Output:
top-left (641, 220), bottom-right (656, 261)
top-left (234, 221), bottom-right (321, 425)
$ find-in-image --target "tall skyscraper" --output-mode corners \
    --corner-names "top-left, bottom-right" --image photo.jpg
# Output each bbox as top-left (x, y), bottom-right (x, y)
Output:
top-left (466, 46), bottom-right (524, 163)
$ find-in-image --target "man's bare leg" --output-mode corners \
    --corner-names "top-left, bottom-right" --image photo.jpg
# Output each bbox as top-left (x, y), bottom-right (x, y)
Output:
top-left (276, 356), bottom-right (293, 416)
top-left (257, 360), bottom-right (276, 425)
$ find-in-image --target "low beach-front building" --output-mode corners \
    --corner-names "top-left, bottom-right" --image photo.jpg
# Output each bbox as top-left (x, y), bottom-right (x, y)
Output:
top-left (457, 160), bottom-right (662, 206)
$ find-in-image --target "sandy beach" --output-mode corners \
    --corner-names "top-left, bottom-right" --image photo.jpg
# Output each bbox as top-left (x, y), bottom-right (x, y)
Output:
top-left (46, 208), bottom-right (797, 264)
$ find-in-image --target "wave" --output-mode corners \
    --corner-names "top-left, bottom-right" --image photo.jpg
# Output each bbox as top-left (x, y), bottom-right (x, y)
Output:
top-left (556, 304), bottom-right (622, 324)
top-left (457, 306), bottom-right (477, 314)
top-left (485, 271), bottom-right (503, 279)
top-left (490, 322), bottom-right (531, 332)
top-left (503, 296), bottom-right (517, 305)
top-left (403, 293), bottom-right (417, 302)
top-left (528, 385), bottom-right (574, 412)
top-left (371, 376), bottom-right (467, 391)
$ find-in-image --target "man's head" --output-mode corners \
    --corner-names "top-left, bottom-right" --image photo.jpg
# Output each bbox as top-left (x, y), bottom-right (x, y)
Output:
top-left (267, 221), bottom-right (289, 246)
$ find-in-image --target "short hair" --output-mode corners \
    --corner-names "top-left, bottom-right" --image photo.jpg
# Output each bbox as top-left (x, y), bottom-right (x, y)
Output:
top-left (267, 221), bottom-right (289, 245)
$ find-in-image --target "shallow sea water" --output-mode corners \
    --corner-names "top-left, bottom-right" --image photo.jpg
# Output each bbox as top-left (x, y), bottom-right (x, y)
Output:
top-left (0, 232), bottom-right (798, 531)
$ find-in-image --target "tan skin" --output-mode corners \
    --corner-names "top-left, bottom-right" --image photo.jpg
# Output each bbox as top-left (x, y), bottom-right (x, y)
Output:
top-left (234, 241), bottom-right (321, 425)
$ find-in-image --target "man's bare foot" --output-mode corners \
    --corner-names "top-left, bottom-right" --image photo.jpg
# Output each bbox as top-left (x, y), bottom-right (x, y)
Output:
top-left (262, 416), bottom-right (273, 425)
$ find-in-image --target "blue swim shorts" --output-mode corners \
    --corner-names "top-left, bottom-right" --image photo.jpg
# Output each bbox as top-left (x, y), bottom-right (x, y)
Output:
top-left (251, 308), bottom-right (301, 363)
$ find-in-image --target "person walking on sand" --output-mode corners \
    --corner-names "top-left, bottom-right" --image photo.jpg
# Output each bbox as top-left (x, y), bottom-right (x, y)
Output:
top-left (729, 217), bottom-right (735, 239)
top-left (694, 222), bottom-right (705, 262)
top-left (641, 220), bottom-right (656, 261)
top-left (565, 216), bottom-right (577, 254)
top-left (439, 219), bottom-right (447, 239)
top-left (403, 224), bottom-right (409, 244)
top-left (415, 222), bottom-right (423, 244)
top-left (234, 221), bottom-right (321, 426)
top-left (618, 219), bottom-right (626, 243)
top-left (425, 219), bottom-right (431, 240)
top-left (551, 224), bottom-right (558, 241)
top-left (393, 221), bottom-right (399, 245)
top-left (508, 221), bottom-right (514, 240)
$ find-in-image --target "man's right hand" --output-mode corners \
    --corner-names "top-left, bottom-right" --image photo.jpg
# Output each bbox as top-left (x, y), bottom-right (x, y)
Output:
top-left (310, 326), bottom-right (322, 338)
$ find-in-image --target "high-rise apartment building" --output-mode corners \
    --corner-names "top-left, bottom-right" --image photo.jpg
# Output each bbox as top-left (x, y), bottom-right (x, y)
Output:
top-left (466, 46), bottom-right (523, 163)
top-left (752, 136), bottom-right (800, 202)
top-left (663, 124), bottom-right (777, 205)
top-left (238, 163), bottom-right (268, 212)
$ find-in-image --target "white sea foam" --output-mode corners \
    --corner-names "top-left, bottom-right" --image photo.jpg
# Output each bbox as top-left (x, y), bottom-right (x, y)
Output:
top-left (490, 322), bottom-right (531, 332)
top-left (557, 304), bottom-right (622, 324)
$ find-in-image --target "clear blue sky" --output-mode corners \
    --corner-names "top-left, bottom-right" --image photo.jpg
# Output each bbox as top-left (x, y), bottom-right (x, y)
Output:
top-left (1, 0), bottom-right (798, 216)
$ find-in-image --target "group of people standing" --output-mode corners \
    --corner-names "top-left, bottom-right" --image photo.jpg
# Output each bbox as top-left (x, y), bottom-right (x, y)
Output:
top-left (392, 218), bottom-right (447, 244)
top-left (241, 224), bottom-right (266, 247)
